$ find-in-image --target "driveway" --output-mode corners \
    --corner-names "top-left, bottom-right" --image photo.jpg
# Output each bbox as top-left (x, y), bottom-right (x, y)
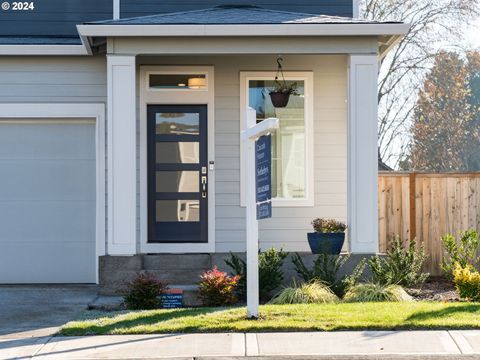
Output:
top-left (0, 285), bottom-right (98, 338)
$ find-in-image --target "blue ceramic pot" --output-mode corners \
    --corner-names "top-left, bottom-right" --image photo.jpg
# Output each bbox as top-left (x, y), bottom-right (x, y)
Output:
top-left (307, 232), bottom-right (345, 255)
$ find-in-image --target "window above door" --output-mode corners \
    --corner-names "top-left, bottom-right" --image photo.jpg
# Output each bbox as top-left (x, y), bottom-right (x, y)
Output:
top-left (240, 71), bottom-right (314, 207)
top-left (148, 72), bottom-right (209, 91)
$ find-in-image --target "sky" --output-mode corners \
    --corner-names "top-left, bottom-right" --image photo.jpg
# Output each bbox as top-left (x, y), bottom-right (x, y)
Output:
top-left (466, 17), bottom-right (480, 48)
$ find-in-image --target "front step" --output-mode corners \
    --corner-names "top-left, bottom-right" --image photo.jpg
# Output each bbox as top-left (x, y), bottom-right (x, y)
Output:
top-left (98, 254), bottom-right (236, 296)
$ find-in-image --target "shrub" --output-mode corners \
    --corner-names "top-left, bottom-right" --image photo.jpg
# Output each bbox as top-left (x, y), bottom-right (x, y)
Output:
top-left (343, 283), bottom-right (412, 302)
top-left (292, 253), bottom-right (366, 297)
top-left (369, 236), bottom-right (428, 287)
top-left (453, 263), bottom-right (480, 302)
top-left (124, 272), bottom-right (167, 310)
top-left (198, 266), bottom-right (240, 307)
top-left (311, 218), bottom-right (346, 233)
top-left (225, 248), bottom-right (288, 301)
top-left (441, 230), bottom-right (480, 280)
top-left (269, 281), bottom-right (338, 304)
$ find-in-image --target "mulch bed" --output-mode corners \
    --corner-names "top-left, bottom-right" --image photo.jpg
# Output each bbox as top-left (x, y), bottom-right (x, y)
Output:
top-left (407, 277), bottom-right (460, 302)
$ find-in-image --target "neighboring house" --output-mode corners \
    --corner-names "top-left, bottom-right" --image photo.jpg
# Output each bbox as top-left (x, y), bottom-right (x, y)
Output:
top-left (0, 0), bottom-right (408, 285)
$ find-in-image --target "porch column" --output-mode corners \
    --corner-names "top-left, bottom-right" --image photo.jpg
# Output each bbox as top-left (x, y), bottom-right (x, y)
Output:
top-left (107, 55), bottom-right (137, 255)
top-left (347, 54), bottom-right (379, 254)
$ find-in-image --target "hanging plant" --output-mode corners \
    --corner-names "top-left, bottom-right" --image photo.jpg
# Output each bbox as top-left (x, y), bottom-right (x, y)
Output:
top-left (269, 57), bottom-right (299, 108)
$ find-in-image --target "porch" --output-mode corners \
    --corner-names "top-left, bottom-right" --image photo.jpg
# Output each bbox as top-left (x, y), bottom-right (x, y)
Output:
top-left (76, 5), bottom-right (408, 265)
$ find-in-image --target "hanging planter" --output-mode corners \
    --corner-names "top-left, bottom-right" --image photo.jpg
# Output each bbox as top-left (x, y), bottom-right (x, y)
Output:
top-left (269, 92), bottom-right (291, 108)
top-left (269, 57), bottom-right (299, 108)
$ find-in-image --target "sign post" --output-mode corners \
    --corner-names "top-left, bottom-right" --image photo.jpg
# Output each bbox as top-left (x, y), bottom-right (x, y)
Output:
top-left (241, 107), bottom-right (279, 319)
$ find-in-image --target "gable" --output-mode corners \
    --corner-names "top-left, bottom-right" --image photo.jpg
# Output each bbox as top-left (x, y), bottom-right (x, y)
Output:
top-left (120, 1), bottom-right (353, 18)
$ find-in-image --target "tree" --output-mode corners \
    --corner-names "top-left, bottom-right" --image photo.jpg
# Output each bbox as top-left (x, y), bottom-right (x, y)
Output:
top-left (401, 51), bottom-right (480, 171)
top-left (360, 0), bottom-right (480, 168)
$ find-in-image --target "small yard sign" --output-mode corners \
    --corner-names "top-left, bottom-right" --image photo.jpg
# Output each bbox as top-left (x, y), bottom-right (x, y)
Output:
top-left (255, 134), bottom-right (272, 220)
top-left (161, 288), bottom-right (183, 308)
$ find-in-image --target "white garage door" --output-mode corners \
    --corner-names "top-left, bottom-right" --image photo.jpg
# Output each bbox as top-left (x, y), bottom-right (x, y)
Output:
top-left (0, 120), bottom-right (96, 283)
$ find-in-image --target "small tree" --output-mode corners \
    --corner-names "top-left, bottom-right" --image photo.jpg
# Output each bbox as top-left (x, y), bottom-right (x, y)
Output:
top-left (402, 51), bottom-right (480, 171)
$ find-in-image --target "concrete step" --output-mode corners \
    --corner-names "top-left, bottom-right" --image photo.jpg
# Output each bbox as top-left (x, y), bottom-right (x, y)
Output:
top-left (143, 254), bottom-right (211, 270)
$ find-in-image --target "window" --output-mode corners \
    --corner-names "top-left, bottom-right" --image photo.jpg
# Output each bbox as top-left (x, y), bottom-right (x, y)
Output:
top-left (148, 73), bottom-right (207, 90)
top-left (241, 72), bottom-right (314, 207)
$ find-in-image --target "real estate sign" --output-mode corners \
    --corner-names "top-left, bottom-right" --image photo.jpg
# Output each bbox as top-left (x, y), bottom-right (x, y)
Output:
top-left (255, 134), bottom-right (272, 220)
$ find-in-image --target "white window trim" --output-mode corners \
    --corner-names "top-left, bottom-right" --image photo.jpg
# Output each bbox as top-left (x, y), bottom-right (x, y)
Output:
top-left (139, 66), bottom-right (216, 253)
top-left (0, 103), bottom-right (106, 283)
top-left (240, 71), bottom-right (314, 207)
top-left (146, 70), bottom-right (210, 92)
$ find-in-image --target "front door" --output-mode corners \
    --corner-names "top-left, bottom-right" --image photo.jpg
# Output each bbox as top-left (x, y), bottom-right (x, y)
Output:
top-left (147, 105), bottom-right (208, 243)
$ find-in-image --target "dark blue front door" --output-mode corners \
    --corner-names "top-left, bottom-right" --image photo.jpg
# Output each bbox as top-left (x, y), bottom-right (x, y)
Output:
top-left (147, 105), bottom-right (208, 243)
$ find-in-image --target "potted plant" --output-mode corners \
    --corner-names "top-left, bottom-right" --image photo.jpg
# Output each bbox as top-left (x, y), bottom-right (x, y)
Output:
top-left (268, 57), bottom-right (299, 108)
top-left (269, 80), bottom-right (299, 108)
top-left (307, 218), bottom-right (346, 255)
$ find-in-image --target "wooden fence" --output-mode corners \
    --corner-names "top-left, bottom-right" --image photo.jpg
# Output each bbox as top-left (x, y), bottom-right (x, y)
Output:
top-left (378, 172), bottom-right (480, 275)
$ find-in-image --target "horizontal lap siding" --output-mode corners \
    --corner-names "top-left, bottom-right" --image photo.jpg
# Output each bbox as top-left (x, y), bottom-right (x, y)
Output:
top-left (0, 57), bottom-right (107, 102)
top-left (0, 56), bottom-right (108, 251)
top-left (121, 0), bottom-right (353, 17)
top-left (138, 55), bottom-right (347, 252)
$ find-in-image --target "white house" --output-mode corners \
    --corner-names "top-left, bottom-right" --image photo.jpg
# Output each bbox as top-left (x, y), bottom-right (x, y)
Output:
top-left (0, 1), bottom-right (408, 286)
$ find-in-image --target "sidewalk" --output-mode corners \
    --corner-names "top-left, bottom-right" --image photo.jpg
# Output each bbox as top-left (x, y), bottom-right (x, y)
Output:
top-left (2, 330), bottom-right (480, 359)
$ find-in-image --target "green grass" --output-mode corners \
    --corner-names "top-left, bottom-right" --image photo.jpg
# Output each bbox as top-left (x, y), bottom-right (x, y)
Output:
top-left (60, 302), bottom-right (480, 335)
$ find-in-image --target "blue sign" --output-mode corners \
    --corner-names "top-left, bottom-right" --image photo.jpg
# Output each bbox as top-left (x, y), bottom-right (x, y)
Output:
top-left (255, 134), bottom-right (272, 220)
top-left (257, 201), bottom-right (272, 220)
top-left (161, 289), bottom-right (183, 308)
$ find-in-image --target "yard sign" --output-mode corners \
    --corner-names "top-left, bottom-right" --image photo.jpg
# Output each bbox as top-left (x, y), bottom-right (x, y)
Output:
top-left (255, 134), bottom-right (272, 220)
top-left (241, 107), bottom-right (279, 319)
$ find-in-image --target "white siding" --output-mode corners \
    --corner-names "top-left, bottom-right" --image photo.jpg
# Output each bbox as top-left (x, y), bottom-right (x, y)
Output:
top-left (138, 55), bottom-right (347, 252)
top-left (0, 56), bottom-right (108, 253)
top-left (0, 57), bottom-right (107, 103)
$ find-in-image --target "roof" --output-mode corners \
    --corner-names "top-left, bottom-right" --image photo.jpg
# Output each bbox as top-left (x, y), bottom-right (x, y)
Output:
top-left (0, 37), bottom-right (82, 45)
top-left (87, 5), bottom-right (396, 26)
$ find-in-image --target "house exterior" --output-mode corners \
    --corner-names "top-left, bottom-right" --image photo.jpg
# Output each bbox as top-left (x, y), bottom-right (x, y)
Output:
top-left (0, 0), bottom-right (408, 285)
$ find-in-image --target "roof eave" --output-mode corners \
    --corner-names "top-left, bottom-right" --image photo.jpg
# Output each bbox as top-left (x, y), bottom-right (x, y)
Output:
top-left (0, 44), bottom-right (89, 56)
top-left (77, 23), bottom-right (410, 38)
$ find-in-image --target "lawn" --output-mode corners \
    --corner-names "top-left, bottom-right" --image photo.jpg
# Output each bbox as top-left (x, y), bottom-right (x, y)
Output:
top-left (60, 302), bottom-right (480, 335)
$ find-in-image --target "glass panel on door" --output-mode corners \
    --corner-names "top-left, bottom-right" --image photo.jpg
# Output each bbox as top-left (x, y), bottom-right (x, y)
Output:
top-left (147, 105), bottom-right (208, 243)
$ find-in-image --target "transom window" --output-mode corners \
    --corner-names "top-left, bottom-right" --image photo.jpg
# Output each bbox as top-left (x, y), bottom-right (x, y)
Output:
top-left (148, 73), bottom-right (207, 90)
top-left (241, 72), bottom-right (314, 207)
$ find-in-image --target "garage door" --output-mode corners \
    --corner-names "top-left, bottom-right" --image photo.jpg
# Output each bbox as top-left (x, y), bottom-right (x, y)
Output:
top-left (0, 120), bottom-right (96, 283)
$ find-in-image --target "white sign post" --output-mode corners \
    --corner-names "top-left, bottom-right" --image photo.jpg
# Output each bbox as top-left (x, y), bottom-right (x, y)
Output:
top-left (241, 107), bottom-right (279, 319)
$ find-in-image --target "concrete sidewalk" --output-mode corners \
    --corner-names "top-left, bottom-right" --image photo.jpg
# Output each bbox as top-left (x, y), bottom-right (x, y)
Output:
top-left (2, 331), bottom-right (480, 359)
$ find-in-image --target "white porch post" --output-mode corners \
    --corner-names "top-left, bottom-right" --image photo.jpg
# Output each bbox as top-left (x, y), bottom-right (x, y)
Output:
top-left (347, 54), bottom-right (379, 254)
top-left (107, 55), bottom-right (137, 255)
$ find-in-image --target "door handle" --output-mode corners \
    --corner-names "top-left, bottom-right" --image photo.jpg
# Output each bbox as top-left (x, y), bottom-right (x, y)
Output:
top-left (201, 176), bottom-right (207, 198)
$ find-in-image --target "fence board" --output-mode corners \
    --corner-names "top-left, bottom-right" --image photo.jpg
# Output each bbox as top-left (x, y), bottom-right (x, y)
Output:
top-left (378, 172), bottom-right (480, 275)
